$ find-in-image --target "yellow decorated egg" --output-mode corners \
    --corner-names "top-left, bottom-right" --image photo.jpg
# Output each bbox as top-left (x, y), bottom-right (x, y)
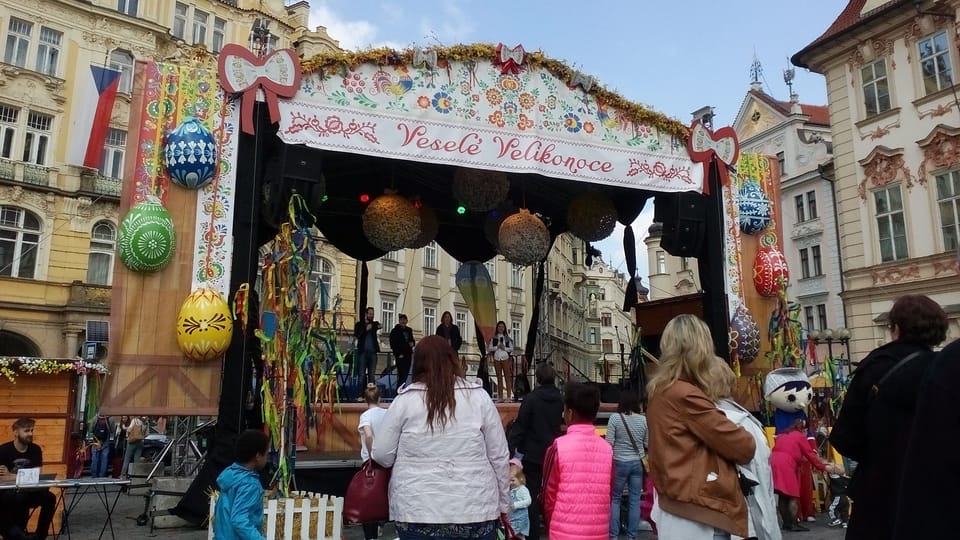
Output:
top-left (175, 287), bottom-right (233, 362)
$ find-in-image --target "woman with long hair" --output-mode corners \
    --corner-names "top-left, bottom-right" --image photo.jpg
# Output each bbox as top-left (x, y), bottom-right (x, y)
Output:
top-left (645, 314), bottom-right (755, 540)
top-left (489, 321), bottom-right (514, 402)
top-left (372, 335), bottom-right (510, 540)
top-left (436, 311), bottom-right (463, 352)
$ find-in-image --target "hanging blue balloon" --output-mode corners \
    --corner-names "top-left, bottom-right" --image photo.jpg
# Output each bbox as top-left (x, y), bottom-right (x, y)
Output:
top-left (164, 117), bottom-right (218, 189)
top-left (737, 178), bottom-right (772, 235)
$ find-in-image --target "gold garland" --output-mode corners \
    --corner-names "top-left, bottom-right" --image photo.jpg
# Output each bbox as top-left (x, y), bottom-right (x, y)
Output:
top-left (0, 357), bottom-right (109, 383)
top-left (300, 44), bottom-right (689, 139)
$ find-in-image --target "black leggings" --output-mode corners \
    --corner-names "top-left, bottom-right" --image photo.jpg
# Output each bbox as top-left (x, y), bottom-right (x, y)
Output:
top-left (362, 521), bottom-right (380, 539)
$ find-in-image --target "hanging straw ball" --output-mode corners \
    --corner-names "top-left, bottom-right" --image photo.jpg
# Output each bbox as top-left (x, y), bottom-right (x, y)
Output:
top-left (499, 209), bottom-right (550, 266)
top-left (362, 193), bottom-right (421, 251)
top-left (406, 203), bottom-right (439, 248)
top-left (484, 200), bottom-right (518, 247)
top-left (566, 192), bottom-right (618, 242)
top-left (452, 167), bottom-right (511, 212)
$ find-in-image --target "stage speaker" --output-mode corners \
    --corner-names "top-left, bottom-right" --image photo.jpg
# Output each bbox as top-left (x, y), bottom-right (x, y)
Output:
top-left (598, 383), bottom-right (621, 404)
top-left (655, 192), bottom-right (706, 258)
top-left (262, 144), bottom-right (326, 228)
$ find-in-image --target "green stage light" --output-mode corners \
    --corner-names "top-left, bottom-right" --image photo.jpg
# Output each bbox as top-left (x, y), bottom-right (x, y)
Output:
top-left (456, 205), bottom-right (466, 215)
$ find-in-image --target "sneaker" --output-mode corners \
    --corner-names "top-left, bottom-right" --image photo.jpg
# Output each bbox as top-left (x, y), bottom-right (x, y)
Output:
top-left (843, 522), bottom-right (848, 529)
top-left (805, 516), bottom-right (817, 522)
top-left (829, 519), bottom-right (842, 527)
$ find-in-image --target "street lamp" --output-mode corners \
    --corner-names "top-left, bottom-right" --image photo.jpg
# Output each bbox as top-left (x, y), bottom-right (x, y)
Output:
top-left (809, 327), bottom-right (853, 386)
top-left (249, 17), bottom-right (273, 58)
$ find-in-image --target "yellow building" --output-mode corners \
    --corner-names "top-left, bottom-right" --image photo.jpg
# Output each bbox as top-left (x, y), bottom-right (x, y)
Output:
top-left (0, 0), bottom-right (346, 359)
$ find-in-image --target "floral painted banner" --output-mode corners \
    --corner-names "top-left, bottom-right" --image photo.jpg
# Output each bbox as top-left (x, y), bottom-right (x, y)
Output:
top-left (277, 60), bottom-right (700, 192)
top-left (190, 94), bottom-right (239, 296)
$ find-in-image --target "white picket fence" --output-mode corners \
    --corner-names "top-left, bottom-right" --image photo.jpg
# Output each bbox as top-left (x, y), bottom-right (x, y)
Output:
top-left (208, 490), bottom-right (344, 540)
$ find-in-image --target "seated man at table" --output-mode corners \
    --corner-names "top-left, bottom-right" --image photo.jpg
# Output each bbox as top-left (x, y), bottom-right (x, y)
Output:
top-left (0, 418), bottom-right (56, 540)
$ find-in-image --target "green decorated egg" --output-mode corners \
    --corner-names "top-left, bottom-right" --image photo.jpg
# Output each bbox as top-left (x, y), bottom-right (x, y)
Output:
top-left (118, 196), bottom-right (176, 273)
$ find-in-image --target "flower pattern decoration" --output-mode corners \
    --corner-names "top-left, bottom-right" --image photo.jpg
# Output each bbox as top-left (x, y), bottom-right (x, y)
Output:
top-left (343, 73), bottom-right (365, 93)
top-left (518, 114), bottom-right (534, 131)
top-left (431, 91), bottom-right (453, 113)
top-left (486, 88), bottom-right (504, 106)
top-left (563, 112), bottom-right (583, 133)
top-left (488, 110), bottom-right (506, 128)
top-left (518, 92), bottom-right (536, 110)
top-left (499, 74), bottom-right (521, 92)
top-left (0, 357), bottom-right (109, 383)
top-left (417, 96), bottom-right (431, 109)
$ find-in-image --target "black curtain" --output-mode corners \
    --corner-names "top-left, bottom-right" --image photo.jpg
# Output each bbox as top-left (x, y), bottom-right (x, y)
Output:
top-left (523, 261), bottom-right (546, 363)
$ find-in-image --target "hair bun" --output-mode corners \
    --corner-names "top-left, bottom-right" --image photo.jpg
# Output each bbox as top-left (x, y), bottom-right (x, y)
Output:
top-left (366, 383), bottom-right (376, 389)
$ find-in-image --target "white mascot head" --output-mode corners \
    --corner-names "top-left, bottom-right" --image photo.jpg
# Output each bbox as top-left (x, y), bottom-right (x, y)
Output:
top-left (764, 367), bottom-right (812, 412)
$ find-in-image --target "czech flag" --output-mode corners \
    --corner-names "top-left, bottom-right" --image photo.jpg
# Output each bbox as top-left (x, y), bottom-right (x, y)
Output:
top-left (68, 65), bottom-right (122, 169)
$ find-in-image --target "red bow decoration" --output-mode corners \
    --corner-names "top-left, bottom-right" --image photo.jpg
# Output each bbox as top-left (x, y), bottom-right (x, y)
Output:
top-left (218, 44), bottom-right (302, 135)
top-left (687, 119), bottom-right (740, 195)
top-left (495, 43), bottom-right (526, 75)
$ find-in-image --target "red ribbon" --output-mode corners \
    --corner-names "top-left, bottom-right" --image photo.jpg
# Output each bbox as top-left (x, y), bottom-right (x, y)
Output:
top-left (218, 44), bottom-right (302, 135)
top-left (495, 43), bottom-right (526, 75)
top-left (686, 119), bottom-right (740, 195)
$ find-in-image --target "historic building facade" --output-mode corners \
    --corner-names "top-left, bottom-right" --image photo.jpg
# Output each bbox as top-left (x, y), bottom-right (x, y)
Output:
top-left (793, 0), bottom-right (960, 359)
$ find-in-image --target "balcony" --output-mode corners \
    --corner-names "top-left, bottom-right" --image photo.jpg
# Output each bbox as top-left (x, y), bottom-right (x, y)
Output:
top-left (79, 173), bottom-right (122, 199)
top-left (66, 281), bottom-right (112, 311)
top-left (0, 158), bottom-right (56, 187)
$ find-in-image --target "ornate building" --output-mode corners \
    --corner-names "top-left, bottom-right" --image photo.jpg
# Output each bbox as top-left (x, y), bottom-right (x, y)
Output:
top-left (0, 0), bottom-right (340, 358)
top-left (644, 222), bottom-right (700, 300)
top-left (793, 0), bottom-right (960, 359)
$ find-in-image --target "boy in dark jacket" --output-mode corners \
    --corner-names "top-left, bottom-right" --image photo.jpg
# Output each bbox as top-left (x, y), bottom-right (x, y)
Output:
top-left (214, 430), bottom-right (270, 540)
top-left (828, 468), bottom-right (850, 528)
top-left (388, 314), bottom-right (415, 388)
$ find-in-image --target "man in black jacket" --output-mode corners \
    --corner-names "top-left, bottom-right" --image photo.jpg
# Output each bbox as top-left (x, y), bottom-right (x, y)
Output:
top-left (508, 363), bottom-right (563, 540)
top-left (389, 314), bottom-right (415, 388)
top-left (354, 307), bottom-right (381, 385)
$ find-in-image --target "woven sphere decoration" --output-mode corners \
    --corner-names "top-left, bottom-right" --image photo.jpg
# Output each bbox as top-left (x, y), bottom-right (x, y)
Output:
top-left (753, 246), bottom-right (790, 297)
top-left (452, 167), bottom-right (510, 212)
top-left (176, 287), bottom-right (233, 362)
top-left (484, 201), bottom-right (518, 247)
top-left (118, 196), bottom-right (176, 273)
top-left (164, 118), bottom-right (218, 189)
top-left (737, 179), bottom-right (772, 235)
top-left (566, 192), bottom-right (618, 242)
top-left (407, 204), bottom-right (439, 249)
top-left (730, 304), bottom-right (761, 364)
top-left (362, 193), bottom-right (421, 251)
top-left (498, 209), bottom-right (550, 265)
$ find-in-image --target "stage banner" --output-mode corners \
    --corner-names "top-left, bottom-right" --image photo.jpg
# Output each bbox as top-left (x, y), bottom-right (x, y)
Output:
top-left (277, 57), bottom-right (700, 192)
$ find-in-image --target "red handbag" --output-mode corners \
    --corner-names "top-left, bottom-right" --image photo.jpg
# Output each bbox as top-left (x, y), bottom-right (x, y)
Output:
top-left (499, 515), bottom-right (523, 540)
top-left (343, 459), bottom-right (391, 524)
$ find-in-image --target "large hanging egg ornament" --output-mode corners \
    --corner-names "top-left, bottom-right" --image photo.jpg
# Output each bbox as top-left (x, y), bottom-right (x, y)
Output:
top-left (729, 304), bottom-right (761, 364)
top-left (118, 196), bottom-right (176, 273)
top-left (452, 167), bottom-right (511, 212)
top-left (498, 209), bottom-right (551, 265)
top-left (164, 118), bottom-right (218, 189)
top-left (406, 204), bottom-right (439, 249)
top-left (362, 192), bottom-right (421, 252)
top-left (753, 240), bottom-right (790, 297)
top-left (737, 178), bottom-right (772, 235)
top-left (566, 192), bottom-right (618, 242)
top-left (176, 287), bottom-right (234, 362)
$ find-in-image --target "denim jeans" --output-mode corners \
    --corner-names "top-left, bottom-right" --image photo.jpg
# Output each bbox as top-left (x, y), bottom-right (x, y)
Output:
top-left (610, 459), bottom-right (643, 539)
top-left (359, 350), bottom-right (377, 385)
top-left (122, 440), bottom-right (143, 477)
top-left (90, 442), bottom-right (111, 477)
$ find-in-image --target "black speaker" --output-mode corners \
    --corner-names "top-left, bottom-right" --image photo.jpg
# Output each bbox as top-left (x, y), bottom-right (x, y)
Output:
top-left (598, 383), bottom-right (621, 404)
top-left (656, 192), bottom-right (706, 258)
top-left (262, 144), bottom-right (325, 227)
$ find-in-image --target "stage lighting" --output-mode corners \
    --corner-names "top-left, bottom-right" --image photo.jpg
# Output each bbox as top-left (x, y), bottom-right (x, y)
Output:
top-left (359, 193), bottom-right (371, 203)
top-left (456, 205), bottom-right (466, 215)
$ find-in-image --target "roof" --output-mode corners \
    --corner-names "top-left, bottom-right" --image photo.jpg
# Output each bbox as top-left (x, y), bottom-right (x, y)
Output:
top-left (792, 0), bottom-right (909, 69)
top-left (741, 88), bottom-right (830, 127)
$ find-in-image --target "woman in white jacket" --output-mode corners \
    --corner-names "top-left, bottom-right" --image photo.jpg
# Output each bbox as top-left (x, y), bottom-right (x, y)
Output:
top-left (372, 335), bottom-right (511, 540)
top-left (708, 359), bottom-right (781, 540)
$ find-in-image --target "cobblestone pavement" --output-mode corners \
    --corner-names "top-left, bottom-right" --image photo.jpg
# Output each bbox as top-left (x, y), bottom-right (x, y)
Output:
top-left (57, 490), bottom-right (846, 539)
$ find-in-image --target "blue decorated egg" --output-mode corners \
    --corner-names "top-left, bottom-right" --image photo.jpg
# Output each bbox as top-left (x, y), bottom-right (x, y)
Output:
top-left (118, 196), bottom-right (176, 273)
top-left (164, 118), bottom-right (217, 189)
top-left (729, 304), bottom-right (761, 364)
top-left (737, 179), bottom-right (772, 235)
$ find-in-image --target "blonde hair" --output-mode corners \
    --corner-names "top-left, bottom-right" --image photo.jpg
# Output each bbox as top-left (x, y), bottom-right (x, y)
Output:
top-left (646, 314), bottom-right (717, 397)
top-left (363, 383), bottom-right (381, 405)
top-left (510, 464), bottom-right (526, 485)
top-left (705, 357), bottom-right (738, 401)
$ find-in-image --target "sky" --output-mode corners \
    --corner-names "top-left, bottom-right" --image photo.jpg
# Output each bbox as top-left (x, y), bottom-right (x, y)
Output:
top-left (301, 0), bottom-right (846, 284)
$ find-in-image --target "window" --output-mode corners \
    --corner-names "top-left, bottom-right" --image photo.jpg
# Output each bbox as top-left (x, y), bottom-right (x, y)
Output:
top-left (35, 27), bottom-right (61, 76)
top-left (381, 300), bottom-right (395, 335)
top-left (117, 0), bottom-right (139, 16)
top-left (936, 170), bottom-right (960, 251)
top-left (806, 191), bottom-right (818, 220)
top-left (511, 320), bottom-right (522, 348)
top-left (455, 311), bottom-right (468, 341)
top-left (598, 288), bottom-right (606, 301)
top-left (510, 265), bottom-right (523, 288)
top-left (655, 250), bottom-right (666, 274)
top-left (919, 31), bottom-right (954, 95)
top-left (422, 304), bottom-right (436, 334)
top-left (588, 327), bottom-right (598, 345)
top-left (484, 260), bottom-right (495, 281)
top-left (799, 248), bottom-right (810, 279)
top-left (681, 257), bottom-right (690, 271)
top-left (601, 338), bottom-right (613, 354)
top-left (601, 312), bottom-right (612, 327)
top-left (861, 59), bottom-right (891, 116)
top-left (381, 250), bottom-right (398, 262)
top-left (571, 247), bottom-right (579, 265)
top-left (173, 3), bottom-right (188, 39)
top-left (0, 206), bottom-right (40, 279)
top-left (22, 112), bottom-right (52, 165)
top-left (804, 306), bottom-right (816, 331)
top-left (795, 194), bottom-right (806, 223)
top-left (100, 128), bottom-right (126, 179)
top-left (0, 104), bottom-right (18, 160)
top-left (86, 221), bottom-right (116, 285)
top-left (875, 186), bottom-right (908, 262)
top-left (811, 245), bottom-right (823, 276)
top-left (817, 304), bottom-right (828, 331)
top-left (776, 151), bottom-right (785, 176)
top-left (193, 10), bottom-right (208, 45)
top-left (423, 241), bottom-right (437, 269)
top-left (4, 18), bottom-right (31, 68)
top-left (109, 50), bottom-right (134, 94)
top-left (308, 255), bottom-right (334, 308)
top-left (213, 18), bottom-right (226, 53)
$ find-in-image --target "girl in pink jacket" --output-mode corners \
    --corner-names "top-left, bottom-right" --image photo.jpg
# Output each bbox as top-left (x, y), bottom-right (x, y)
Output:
top-left (541, 382), bottom-right (613, 540)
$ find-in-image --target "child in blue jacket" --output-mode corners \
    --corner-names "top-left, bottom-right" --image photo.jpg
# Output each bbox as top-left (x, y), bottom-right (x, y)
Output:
top-left (214, 429), bottom-right (270, 540)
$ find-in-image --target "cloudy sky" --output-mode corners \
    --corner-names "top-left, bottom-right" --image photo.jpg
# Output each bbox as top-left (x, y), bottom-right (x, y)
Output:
top-left (298, 0), bottom-right (844, 284)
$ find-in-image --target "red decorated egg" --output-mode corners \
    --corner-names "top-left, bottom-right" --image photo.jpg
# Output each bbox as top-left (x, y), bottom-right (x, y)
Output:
top-left (753, 247), bottom-right (789, 297)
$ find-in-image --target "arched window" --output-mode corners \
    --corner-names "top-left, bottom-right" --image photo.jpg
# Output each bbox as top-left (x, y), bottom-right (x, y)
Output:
top-left (87, 220), bottom-right (116, 285)
top-left (0, 330), bottom-right (40, 356)
top-left (0, 206), bottom-right (41, 279)
top-left (309, 255), bottom-right (334, 309)
top-left (109, 49), bottom-right (134, 93)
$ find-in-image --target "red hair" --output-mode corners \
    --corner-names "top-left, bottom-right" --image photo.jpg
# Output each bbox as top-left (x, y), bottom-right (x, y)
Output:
top-left (412, 335), bottom-right (465, 432)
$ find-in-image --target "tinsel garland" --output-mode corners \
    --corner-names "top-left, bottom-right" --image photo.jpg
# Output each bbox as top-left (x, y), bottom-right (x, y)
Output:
top-left (0, 358), bottom-right (109, 383)
top-left (300, 44), bottom-right (689, 139)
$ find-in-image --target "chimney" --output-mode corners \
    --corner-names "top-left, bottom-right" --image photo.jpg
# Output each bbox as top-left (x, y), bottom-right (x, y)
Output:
top-left (790, 92), bottom-right (802, 114)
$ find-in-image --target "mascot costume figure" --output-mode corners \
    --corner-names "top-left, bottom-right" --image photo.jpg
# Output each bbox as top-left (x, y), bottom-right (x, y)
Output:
top-left (765, 367), bottom-right (817, 521)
